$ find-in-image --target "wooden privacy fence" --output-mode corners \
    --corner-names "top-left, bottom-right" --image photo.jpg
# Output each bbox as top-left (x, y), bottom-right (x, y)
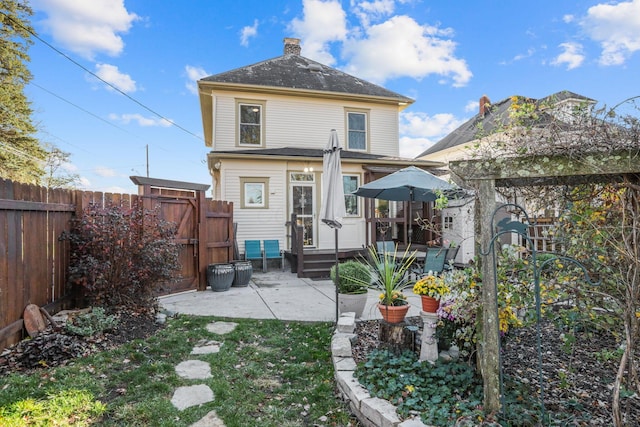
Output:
top-left (0, 177), bottom-right (233, 352)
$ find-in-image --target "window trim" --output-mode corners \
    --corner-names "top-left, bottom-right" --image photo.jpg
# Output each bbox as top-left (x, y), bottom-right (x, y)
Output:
top-left (236, 99), bottom-right (266, 147)
top-left (240, 177), bottom-right (269, 209)
top-left (342, 174), bottom-right (361, 217)
top-left (345, 108), bottom-right (370, 152)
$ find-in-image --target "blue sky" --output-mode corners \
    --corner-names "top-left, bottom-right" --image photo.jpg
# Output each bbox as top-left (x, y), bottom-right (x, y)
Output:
top-left (25, 0), bottom-right (640, 193)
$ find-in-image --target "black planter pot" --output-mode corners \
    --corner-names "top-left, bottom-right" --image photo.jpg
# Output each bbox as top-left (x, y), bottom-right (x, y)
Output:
top-left (207, 263), bottom-right (234, 292)
top-left (231, 261), bottom-right (253, 287)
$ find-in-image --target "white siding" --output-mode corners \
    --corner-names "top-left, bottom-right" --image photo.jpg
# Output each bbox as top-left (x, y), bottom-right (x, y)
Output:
top-left (221, 158), bottom-right (369, 254)
top-left (316, 163), bottom-right (366, 250)
top-left (212, 91), bottom-right (400, 155)
top-left (221, 160), bottom-right (288, 255)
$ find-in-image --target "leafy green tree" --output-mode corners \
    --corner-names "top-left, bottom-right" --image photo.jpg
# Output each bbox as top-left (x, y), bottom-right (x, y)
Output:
top-left (42, 144), bottom-right (81, 189)
top-left (0, 0), bottom-right (47, 183)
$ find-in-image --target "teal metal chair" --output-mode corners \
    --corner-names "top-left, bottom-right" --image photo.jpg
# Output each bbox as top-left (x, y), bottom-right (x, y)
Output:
top-left (244, 240), bottom-right (263, 271)
top-left (376, 241), bottom-right (395, 255)
top-left (444, 246), bottom-right (460, 270)
top-left (263, 239), bottom-right (284, 273)
top-left (412, 247), bottom-right (448, 278)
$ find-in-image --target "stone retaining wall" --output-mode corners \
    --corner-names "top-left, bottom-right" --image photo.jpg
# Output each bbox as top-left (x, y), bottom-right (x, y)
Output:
top-left (331, 312), bottom-right (428, 427)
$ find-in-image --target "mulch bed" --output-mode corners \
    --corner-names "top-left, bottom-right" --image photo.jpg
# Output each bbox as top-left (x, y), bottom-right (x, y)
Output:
top-left (0, 311), bottom-right (163, 376)
top-left (351, 317), bottom-right (640, 425)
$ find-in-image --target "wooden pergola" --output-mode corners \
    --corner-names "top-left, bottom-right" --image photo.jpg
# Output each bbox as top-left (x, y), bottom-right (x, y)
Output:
top-left (449, 149), bottom-right (640, 412)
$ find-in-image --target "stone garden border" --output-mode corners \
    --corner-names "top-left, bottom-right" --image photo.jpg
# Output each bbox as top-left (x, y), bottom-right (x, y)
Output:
top-left (331, 312), bottom-right (428, 427)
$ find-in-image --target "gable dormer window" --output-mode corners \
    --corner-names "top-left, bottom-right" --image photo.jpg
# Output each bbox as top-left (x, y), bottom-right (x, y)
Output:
top-left (346, 109), bottom-right (368, 151)
top-left (237, 100), bottom-right (265, 146)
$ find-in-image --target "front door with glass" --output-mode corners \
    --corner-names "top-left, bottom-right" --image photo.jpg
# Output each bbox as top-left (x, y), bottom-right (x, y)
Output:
top-left (290, 173), bottom-right (315, 247)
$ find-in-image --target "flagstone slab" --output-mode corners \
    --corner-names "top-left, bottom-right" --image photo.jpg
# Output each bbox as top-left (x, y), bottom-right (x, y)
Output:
top-left (171, 384), bottom-right (214, 410)
top-left (175, 360), bottom-right (212, 380)
top-left (190, 410), bottom-right (226, 427)
top-left (191, 341), bottom-right (223, 355)
top-left (206, 321), bottom-right (238, 335)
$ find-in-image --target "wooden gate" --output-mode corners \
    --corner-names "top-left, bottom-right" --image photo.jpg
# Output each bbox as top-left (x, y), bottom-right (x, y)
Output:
top-left (132, 177), bottom-right (234, 294)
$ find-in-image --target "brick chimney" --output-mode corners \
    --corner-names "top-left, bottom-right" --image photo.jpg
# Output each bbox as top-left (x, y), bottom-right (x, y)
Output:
top-left (479, 95), bottom-right (491, 116)
top-left (283, 38), bottom-right (301, 55)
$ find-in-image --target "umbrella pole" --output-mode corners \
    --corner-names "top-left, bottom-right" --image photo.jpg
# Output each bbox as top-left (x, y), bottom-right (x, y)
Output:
top-left (408, 190), bottom-right (413, 244)
top-left (334, 228), bottom-right (339, 324)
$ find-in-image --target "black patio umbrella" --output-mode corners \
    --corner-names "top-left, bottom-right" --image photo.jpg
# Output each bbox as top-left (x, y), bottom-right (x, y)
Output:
top-left (353, 166), bottom-right (460, 243)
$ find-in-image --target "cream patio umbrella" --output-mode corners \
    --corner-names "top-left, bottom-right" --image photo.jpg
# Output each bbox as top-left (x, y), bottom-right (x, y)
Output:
top-left (320, 129), bottom-right (346, 323)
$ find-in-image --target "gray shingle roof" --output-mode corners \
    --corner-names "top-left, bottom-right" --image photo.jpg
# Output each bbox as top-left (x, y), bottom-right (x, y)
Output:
top-left (415, 91), bottom-right (596, 158)
top-left (212, 146), bottom-right (408, 161)
top-left (200, 53), bottom-right (413, 104)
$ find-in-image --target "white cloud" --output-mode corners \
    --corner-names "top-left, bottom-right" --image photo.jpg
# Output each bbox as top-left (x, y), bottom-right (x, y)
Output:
top-left (342, 15), bottom-right (472, 86)
top-left (240, 19), bottom-right (259, 46)
top-left (94, 166), bottom-right (118, 177)
top-left (78, 176), bottom-right (92, 188)
top-left (399, 111), bottom-right (465, 158)
top-left (581, 0), bottom-right (640, 66)
top-left (563, 14), bottom-right (575, 24)
top-left (95, 63), bottom-right (137, 93)
top-left (513, 48), bottom-right (535, 62)
top-left (352, 0), bottom-right (396, 27)
top-left (287, 1), bottom-right (471, 86)
top-left (288, 0), bottom-right (348, 65)
top-left (108, 113), bottom-right (172, 127)
top-left (32, 0), bottom-right (139, 60)
top-left (551, 42), bottom-right (585, 70)
top-left (185, 65), bottom-right (209, 95)
top-left (464, 100), bottom-right (479, 113)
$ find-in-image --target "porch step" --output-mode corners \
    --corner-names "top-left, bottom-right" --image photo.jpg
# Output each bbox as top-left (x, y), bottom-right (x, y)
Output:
top-left (287, 248), bottom-right (366, 279)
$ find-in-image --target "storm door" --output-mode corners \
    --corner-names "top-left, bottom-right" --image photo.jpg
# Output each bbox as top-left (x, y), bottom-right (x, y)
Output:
top-left (290, 172), bottom-right (316, 247)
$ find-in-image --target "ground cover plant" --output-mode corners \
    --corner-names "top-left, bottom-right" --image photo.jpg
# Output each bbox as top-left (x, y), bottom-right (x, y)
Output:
top-left (0, 315), bottom-right (357, 426)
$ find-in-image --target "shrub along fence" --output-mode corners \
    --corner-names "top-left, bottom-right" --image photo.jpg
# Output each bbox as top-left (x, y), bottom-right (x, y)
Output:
top-left (0, 176), bottom-right (233, 352)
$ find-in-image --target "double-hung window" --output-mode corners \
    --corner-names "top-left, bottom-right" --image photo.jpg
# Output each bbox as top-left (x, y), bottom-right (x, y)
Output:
top-left (343, 175), bottom-right (360, 216)
top-left (238, 101), bottom-right (264, 146)
top-left (346, 110), bottom-right (368, 151)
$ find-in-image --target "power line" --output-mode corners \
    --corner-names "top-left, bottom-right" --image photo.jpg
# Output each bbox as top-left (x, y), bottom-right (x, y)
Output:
top-left (0, 10), bottom-right (204, 143)
top-left (30, 81), bottom-right (145, 140)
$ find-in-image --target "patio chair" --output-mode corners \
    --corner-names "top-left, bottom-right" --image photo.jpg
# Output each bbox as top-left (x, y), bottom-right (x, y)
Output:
top-left (244, 240), bottom-right (263, 271)
top-left (444, 246), bottom-right (460, 270)
top-left (411, 247), bottom-right (448, 278)
top-left (263, 239), bottom-right (284, 273)
top-left (376, 241), bottom-right (395, 256)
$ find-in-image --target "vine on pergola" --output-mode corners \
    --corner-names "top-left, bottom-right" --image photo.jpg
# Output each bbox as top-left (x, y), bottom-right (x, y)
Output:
top-left (449, 96), bottom-right (640, 425)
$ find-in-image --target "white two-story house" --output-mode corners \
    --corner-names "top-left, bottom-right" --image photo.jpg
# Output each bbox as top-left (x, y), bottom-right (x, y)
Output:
top-left (198, 38), bottom-right (443, 269)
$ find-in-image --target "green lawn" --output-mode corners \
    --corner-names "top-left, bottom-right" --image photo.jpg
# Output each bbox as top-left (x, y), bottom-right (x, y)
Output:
top-left (0, 316), bottom-right (358, 427)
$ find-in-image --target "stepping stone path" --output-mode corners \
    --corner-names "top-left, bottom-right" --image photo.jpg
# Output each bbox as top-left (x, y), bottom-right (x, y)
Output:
top-left (169, 320), bottom-right (238, 427)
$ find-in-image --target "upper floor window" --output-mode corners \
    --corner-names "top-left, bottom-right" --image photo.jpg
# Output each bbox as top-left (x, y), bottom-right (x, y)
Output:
top-left (237, 100), bottom-right (265, 146)
top-left (346, 110), bottom-right (368, 151)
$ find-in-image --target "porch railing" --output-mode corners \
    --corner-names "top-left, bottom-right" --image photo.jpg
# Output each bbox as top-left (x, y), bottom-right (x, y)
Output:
top-left (289, 213), bottom-right (304, 276)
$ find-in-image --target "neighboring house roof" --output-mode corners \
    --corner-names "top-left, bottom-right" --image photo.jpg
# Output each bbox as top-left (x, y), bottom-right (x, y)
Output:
top-left (416, 90), bottom-right (596, 158)
top-left (199, 41), bottom-right (413, 106)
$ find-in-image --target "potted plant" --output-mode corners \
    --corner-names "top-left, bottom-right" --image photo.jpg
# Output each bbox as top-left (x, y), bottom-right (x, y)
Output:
top-left (412, 273), bottom-right (451, 312)
top-left (345, 245), bottom-right (416, 323)
top-left (330, 260), bottom-right (371, 318)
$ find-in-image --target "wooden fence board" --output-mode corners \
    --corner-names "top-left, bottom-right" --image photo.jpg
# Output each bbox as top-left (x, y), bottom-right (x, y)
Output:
top-left (0, 179), bottom-right (232, 351)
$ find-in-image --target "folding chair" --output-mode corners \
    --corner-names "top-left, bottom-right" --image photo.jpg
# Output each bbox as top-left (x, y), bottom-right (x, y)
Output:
top-left (444, 246), bottom-right (460, 270)
top-left (376, 241), bottom-right (395, 256)
top-left (244, 240), bottom-right (263, 271)
top-left (263, 239), bottom-right (284, 273)
top-left (412, 247), bottom-right (448, 278)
